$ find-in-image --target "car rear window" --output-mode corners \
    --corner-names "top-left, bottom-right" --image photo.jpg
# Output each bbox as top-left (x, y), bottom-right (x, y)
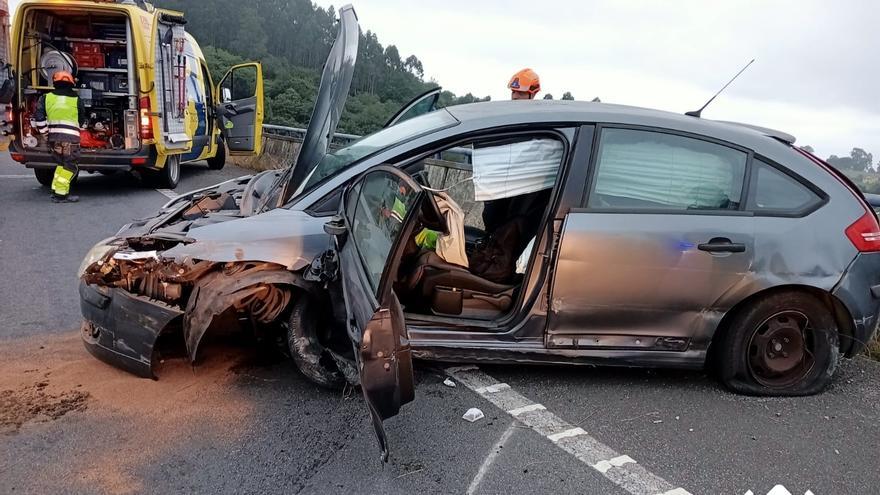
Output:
top-left (746, 159), bottom-right (822, 214)
top-left (589, 128), bottom-right (747, 211)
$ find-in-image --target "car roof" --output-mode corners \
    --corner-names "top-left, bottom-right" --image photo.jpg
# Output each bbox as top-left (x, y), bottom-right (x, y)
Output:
top-left (444, 100), bottom-right (793, 154)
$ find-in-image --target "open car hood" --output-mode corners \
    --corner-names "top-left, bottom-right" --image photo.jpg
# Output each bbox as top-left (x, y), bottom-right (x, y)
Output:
top-left (277, 4), bottom-right (359, 207)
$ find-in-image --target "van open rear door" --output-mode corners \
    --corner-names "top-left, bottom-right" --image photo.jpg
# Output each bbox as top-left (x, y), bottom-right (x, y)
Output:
top-left (155, 13), bottom-right (190, 150)
top-left (216, 63), bottom-right (264, 156)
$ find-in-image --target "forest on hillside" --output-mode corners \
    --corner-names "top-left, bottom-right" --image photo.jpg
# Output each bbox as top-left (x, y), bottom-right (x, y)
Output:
top-left (155, 0), bottom-right (491, 135)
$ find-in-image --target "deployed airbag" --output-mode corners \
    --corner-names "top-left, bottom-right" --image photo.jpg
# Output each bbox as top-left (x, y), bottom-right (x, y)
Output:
top-left (472, 138), bottom-right (563, 201)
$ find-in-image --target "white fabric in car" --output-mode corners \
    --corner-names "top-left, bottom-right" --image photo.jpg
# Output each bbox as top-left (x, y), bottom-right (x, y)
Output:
top-left (433, 191), bottom-right (470, 268)
top-left (472, 138), bottom-right (563, 201)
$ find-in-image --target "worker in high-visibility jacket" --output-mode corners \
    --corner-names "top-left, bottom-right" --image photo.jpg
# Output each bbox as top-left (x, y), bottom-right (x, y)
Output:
top-left (32, 71), bottom-right (85, 203)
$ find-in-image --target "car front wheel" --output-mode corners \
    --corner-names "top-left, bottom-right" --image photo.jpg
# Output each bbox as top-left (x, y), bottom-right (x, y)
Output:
top-left (286, 295), bottom-right (345, 389)
top-left (718, 290), bottom-right (839, 396)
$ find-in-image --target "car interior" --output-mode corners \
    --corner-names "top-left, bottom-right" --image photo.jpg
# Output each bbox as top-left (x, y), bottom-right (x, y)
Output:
top-left (391, 136), bottom-right (564, 320)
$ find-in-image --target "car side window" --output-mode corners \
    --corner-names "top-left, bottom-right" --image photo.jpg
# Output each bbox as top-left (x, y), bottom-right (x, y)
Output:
top-left (349, 171), bottom-right (418, 294)
top-left (589, 128), bottom-right (747, 211)
top-left (747, 159), bottom-right (822, 214)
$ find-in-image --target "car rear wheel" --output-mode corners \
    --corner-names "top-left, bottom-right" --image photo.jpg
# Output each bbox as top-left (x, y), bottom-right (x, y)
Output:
top-left (206, 138), bottom-right (226, 170)
top-left (718, 291), bottom-right (839, 396)
top-left (286, 294), bottom-right (345, 389)
top-left (34, 168), bottom-right (53, 187)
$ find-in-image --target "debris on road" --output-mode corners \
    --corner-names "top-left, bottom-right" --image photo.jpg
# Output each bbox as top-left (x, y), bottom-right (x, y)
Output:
top-left (463, 408), bottom-right (484, 422)
top-left (443, 378), bottom-right (456, 388)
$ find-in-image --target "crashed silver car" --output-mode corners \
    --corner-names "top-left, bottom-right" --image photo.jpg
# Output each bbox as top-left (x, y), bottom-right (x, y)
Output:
top-left (80, 4), bottom-right (880, 459)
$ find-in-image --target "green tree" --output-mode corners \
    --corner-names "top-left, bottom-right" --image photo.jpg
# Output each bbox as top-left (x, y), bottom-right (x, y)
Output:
top-left (157, 0), bottom-right (490, 135)
top-left (561, 92), bottom-right (575, 101)
top-left (543, 94), bottom-right (554, 100)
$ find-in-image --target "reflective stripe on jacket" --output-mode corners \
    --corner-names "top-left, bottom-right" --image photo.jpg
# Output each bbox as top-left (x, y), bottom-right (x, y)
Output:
top-left (45, 93), bottom-right (81, 139)
top-left (33, 90), bottom-right (83, 143)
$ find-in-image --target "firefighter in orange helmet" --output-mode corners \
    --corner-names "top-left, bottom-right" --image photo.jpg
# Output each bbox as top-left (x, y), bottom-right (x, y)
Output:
top-left (32, 70), bottom-right (85, 203)
top-left (508, 68), bottom-right (541, 100)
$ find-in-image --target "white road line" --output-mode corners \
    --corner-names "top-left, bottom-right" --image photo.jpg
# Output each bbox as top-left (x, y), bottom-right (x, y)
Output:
top-left (448, 366), bottom-right (693, 495)
top-left (657, 489), bottom-right (695, 495)
top-left (466, 421), bottom-right (518, 495)
top-left (594, 454), bottom-right (636, 474)
top-left (155, 188), bottom-right (180, 200)
top-left (507, 403), bottom-right (546, 416)
top-left (474, 383), bottom-right (510, 394)
top-left (547, 427), bottom-right (587, 442)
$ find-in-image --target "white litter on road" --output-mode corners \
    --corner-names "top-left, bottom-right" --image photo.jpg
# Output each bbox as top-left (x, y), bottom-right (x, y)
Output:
top-left (447, 366), bottom-right (693, 495)
top-left (462, 408), bottom-right (485, 422)
top-left (443, 378), bottom-right (456, 388)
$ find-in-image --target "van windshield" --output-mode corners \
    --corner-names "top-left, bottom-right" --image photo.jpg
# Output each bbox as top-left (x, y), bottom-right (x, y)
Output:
top-left (291, 109), bottom-right (459, 199)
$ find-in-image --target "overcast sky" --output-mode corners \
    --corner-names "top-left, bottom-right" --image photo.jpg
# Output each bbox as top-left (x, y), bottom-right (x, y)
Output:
top-left (310, 0), bottom-right (878, 160)
top-left (9, 0), bottom-right (878, 159)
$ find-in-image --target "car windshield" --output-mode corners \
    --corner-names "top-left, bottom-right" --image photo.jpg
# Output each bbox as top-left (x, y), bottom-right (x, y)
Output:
top-left (291, 109), bottom-right (459, 199)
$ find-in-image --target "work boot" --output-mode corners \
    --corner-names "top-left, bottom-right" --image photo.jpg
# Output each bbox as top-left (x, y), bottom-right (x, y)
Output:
top-left (51, 193), bottom-right (79, 203)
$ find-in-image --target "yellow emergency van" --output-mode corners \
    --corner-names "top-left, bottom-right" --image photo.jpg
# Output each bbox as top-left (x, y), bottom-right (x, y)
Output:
top-left (6, 0), bottom-right (264, 188)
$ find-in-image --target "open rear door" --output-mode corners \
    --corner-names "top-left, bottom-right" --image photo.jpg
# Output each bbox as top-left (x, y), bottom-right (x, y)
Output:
top-left (216, 62), bottom-right (264, 156)
top-left (383, 87), bottom-right (442, 128)
top-left (329, 165), bottom-right (447, 461)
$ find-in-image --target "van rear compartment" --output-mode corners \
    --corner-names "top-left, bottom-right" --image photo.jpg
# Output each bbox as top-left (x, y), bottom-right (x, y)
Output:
top-left (16, 8), bottom-right (139, 156)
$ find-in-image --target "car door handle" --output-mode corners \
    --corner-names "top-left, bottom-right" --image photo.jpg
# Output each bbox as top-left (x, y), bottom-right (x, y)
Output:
top-left (697, 237), bottom-right (746, 253)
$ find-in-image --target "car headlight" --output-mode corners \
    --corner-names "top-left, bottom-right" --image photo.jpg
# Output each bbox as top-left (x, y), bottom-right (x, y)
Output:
top-left (78, 238), bottom-right (118, 278)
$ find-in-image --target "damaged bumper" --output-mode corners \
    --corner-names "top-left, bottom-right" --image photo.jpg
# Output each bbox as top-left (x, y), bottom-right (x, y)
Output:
top-left (832, 252), bottom-right (880, 356)
top-left (80, 281), bottom-right (183, 378)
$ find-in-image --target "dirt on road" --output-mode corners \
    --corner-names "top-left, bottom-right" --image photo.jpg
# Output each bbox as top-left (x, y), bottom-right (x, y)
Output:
top-left (0, 331), bottom-right (270, 494)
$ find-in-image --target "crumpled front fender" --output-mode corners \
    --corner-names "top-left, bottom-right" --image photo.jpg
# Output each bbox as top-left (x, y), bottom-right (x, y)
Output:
top-left (183, 266), bottom-right (310, 362)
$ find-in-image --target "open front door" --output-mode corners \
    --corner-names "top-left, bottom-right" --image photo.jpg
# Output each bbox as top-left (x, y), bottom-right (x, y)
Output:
top-left (383, 87), bottom-right (442, 128)
top-left (329, 165), bottom-right (445, 461)
top-left (216, 62), bottom-right (264, 156)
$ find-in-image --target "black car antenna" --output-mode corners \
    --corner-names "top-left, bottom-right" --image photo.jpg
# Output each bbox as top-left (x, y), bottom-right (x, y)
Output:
top-left (685, 58), bottom-right (755, 118)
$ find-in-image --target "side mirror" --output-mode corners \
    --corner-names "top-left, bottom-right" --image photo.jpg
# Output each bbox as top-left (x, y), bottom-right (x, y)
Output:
top-left (323, 214), bottom-right (347, 237)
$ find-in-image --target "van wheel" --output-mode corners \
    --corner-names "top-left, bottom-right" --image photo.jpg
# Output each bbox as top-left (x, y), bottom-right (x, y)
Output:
top-left (718, 291), bottom-right (839, 396)
top-left (34, 168), bottom-right (54, 187)
top-left (286, 295), bottom-right (345, 389)
top-left (154, 155), bottom-right (180, 189)
top-left (207, 138), bottom-right (226, 170)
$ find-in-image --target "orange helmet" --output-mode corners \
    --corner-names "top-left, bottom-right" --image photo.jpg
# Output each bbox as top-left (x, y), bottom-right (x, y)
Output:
top-left (53, 71), bottom-right (75, 85)
top-left (508, 68), bottom-right (541, 95)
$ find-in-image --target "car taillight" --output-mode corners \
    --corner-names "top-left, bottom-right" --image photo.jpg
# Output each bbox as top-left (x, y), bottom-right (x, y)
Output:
top-left (139, 96), bottom-right (153, 140)
top-left (845, 211), bottom-right (880, 252)
top-left (4, 105), bottom-right (13, 124)
top-left (10, 152), bottom-right (25, 163)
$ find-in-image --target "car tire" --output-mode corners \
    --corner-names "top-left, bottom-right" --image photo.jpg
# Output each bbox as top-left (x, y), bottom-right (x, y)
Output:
top-left (34, 168), bottom-right (54, 187)
top-left (206, 138), bottom-right (226, 170)
top-left (287, 294), bottom-right (345, 389)
top-left (152, 154), bottom-right (181, 189)
top-left (718, 290), bottom-right (839, 396)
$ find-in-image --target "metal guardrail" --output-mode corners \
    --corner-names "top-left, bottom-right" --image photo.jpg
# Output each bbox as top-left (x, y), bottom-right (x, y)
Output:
top-left (262, 124), bottom-right (361, 146)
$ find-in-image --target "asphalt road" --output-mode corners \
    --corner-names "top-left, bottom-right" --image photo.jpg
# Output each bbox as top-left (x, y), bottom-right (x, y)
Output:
top-left (1, 154), bottom-right (879, 495)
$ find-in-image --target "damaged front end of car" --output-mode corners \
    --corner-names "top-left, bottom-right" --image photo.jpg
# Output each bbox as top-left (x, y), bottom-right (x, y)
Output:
top-left (78, 173), bottom-right (337, 379)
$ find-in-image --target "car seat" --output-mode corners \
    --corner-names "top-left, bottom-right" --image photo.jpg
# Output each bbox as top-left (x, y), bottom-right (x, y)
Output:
top-left (403, 250), bottom-right (517, 318)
